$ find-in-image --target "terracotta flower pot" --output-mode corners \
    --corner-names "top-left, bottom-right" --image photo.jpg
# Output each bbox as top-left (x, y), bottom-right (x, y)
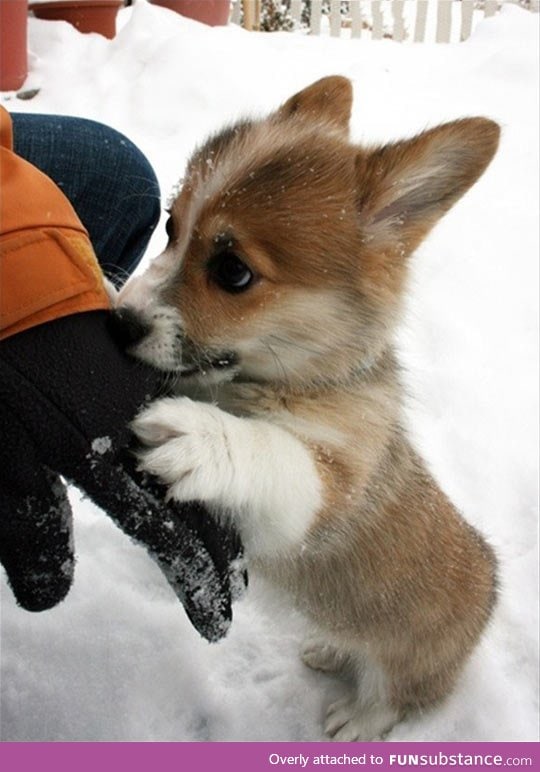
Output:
top-left (30, 0), bottom-right (124, 39)
top-left (151, 0), bottom-right (230, 27)
top-left (0, 0), bottom-right (28, 91)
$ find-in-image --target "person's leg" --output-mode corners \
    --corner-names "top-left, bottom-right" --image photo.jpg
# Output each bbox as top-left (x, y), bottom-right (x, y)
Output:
top-left (11, 113), bottom-right (161, 285)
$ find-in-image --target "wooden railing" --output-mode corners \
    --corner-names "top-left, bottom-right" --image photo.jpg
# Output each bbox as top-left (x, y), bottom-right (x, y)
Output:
top-left (232, 1), bottom-right (538, 43)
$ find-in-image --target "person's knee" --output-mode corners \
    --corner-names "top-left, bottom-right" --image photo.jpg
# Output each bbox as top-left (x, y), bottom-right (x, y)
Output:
top-left (80, 120), bottom-right (161, 279)
top-left (12, 113), bottom-right (161, 280)
top-left (74, 117), bottom-right (161, 226)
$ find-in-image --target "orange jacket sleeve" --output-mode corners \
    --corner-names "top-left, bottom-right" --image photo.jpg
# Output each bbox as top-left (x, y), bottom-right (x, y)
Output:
top-left (0, 106), bottom-right (110, 341)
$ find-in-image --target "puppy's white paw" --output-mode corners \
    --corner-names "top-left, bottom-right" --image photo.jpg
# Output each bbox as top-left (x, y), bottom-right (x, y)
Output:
top-left (325, 696), bottom-right (398, 742)
top-left (133, 395), bottom-right (322, 557)
top-left (133, 397), bottom-right (235, 504)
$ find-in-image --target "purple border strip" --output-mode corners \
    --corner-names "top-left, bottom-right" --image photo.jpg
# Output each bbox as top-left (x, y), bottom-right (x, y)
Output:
top-left (0, 742), bottom-right (538, 772)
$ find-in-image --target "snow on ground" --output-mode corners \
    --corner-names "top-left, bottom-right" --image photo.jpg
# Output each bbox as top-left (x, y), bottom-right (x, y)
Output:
top-left (1, 0), bottom-right (538, 742)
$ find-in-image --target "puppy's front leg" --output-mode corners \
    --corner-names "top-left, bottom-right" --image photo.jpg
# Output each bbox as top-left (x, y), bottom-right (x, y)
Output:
top-left (133, 397), bottom-right (322, 557)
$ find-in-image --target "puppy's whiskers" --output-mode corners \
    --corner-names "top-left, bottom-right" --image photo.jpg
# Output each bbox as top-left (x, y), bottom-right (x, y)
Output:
top-left (267, 333), bottom-right (323, 359)
top-left (265, 341), bottom-right (291, 386)
top-left (158, 369), bottom-right (179, 397)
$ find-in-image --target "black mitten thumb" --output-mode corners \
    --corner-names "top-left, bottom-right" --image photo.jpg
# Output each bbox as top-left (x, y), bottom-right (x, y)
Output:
top-left (0, 407), bottom-right (74, 611)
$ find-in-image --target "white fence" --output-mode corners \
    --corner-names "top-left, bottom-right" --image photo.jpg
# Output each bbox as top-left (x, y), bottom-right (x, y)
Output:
top-left (232, 1), bottom-right (539, 43)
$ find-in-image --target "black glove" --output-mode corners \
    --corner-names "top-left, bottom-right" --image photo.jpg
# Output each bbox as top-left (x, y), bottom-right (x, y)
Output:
top-left (0, 310), bottom-right (245, 642)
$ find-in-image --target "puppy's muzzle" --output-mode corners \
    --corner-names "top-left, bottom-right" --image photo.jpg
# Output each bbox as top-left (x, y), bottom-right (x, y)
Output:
top-left (108, 307), bottom-right (151, 349)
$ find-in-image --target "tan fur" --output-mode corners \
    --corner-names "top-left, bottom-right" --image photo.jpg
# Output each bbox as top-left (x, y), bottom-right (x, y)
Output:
top-left (129, 77), bottom-right (500, 735)
top-left (220, 354), bottom-right (496, 718)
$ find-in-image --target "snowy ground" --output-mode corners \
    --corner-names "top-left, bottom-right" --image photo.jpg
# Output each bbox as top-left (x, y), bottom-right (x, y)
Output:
top-left (1, 1), bottom-right (538, 743)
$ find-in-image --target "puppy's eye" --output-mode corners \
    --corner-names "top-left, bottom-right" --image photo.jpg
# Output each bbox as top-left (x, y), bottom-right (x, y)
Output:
top-left (210, 252), bottom-right (254, 293)
top-left (165, 215), bottom-right (175, 240)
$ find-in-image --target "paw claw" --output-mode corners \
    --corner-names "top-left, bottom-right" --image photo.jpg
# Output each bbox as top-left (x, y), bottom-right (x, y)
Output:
top-left (324, 696), bottom-right (399, 742)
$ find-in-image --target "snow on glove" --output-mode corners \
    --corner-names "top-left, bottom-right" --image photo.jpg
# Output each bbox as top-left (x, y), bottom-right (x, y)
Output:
top-left (0, 310), bottom-right (244, 642)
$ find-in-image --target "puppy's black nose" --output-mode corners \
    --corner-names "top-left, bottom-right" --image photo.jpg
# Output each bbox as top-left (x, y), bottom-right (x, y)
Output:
top-left (108, 307), bottom-right (150, 349)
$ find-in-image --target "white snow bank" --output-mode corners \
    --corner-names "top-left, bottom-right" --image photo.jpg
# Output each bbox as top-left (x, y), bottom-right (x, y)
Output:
top-left (1, 1), bottom-right (538, 742)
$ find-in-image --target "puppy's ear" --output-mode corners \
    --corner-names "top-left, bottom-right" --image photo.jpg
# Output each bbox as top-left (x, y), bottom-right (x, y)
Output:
top-left (277, 76), bottom-right (353, 135)
top-left (357, 118), bottom-right (500, 257)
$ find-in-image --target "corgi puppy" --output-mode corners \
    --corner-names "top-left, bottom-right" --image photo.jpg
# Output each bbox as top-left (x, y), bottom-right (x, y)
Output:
top-left (115, 77), bottom-right (499, 741)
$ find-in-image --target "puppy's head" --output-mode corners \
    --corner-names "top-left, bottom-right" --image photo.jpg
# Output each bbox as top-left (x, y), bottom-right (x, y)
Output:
top-left (115, 76), bottom-right (499, 388)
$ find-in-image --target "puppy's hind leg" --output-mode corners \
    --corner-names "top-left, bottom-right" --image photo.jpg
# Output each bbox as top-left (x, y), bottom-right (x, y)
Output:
top-left (324, 649), bottom-right (400, 741)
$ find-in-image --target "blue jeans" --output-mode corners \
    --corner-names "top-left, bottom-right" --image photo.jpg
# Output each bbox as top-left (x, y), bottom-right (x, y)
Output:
top-left (12, 113), bottom-right (161, 285)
